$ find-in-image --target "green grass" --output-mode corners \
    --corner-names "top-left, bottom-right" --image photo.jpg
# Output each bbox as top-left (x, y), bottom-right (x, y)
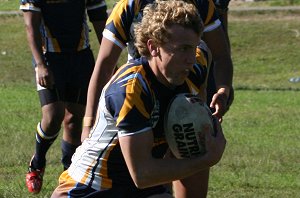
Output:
top-left (239, 0), bottom-right (300, 7)
top-left (1, 6), bottom-right (300, 198)
top-left (0, 0), bottom-right (19, 11)
top-left (210, 90), bottom-right (300, 197)
top-left (229, 12), bottom-right (300, 90)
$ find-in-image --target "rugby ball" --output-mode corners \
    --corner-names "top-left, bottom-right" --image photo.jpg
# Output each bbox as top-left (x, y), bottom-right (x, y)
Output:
top-left (164, 93), bottom-right (214, 159)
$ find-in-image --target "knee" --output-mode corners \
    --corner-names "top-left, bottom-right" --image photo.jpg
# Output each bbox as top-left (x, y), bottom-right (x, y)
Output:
top-left (63, 113), bottom-right (83, 132)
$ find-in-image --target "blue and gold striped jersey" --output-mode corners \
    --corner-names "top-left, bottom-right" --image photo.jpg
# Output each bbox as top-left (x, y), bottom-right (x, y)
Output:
top-left (20, 0), bottom-right (107, 52)
top-left (103, 0), bottom-right (220, 57)
top-left (67, 45), bottom-right (210, 191)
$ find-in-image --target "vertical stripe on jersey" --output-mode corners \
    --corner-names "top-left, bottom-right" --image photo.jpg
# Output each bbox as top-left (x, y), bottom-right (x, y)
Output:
top-left (105, 0), bottom-right (132, 42)
top-left (97, 139), bottom-right (117, 189)
top-left (205, 0), bottom-right (216, 25)
top-left (42, 25), bottom-right (61, 52)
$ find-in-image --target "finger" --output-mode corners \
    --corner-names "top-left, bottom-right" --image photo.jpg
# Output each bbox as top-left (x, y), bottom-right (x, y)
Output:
top-left (38, 78), bottom-right (45, 87)
top-left (219, 117), bottom-right (223, 123)
top-left (212, 105), bottom-right (223, 120)
top-left (210, 95), bottom-right (217, 108)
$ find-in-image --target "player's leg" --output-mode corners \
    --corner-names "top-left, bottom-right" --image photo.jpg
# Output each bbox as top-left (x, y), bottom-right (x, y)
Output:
top-left (60, 48), bottom-right (95, 170)
top-left (172, 168), bottom-right (210, 198)
top-left (27, 89), bottom-right (65, 193)
top-left (26, 52), bottom-right (66, 193)
top-left (61, 102), bottom-right (85, 170)
top-left (32, 100), bottom-right (65, 167)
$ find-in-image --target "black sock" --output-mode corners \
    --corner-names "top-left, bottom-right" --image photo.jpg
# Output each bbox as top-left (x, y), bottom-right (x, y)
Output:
top-left (61, 140), bottom-right (80, 170)
top-left (31, 122), bottom-right (59, 170)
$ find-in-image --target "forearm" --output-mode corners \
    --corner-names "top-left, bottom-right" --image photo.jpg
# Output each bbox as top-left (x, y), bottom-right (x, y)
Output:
top-left (121, 127), bottom-right (226, 189)
top-left (132, 155), bottom-right (214, 189)
top-left (82, 39), bottom-right (122, 141)
top-left (84, 57), bottom-right (118, 118)
top-left (82, 65), bottom-right (110, 140)
top-left (23, 11), bottom-right (44, 67)
top-left (213, 57), bottom-right (233, 97)
top-left (203, 26), bottom-right (233, 97)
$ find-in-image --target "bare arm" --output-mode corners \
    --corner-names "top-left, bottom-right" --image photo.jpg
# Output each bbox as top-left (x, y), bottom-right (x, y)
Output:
top-left (81, 38), bottom-right (123, 141)
top-left (23, 11), bottom-right (53, 88)
top-left (119, 121), bottom-right (226, 189)
top-left (203, 26), bottom-right (233, 119)
top-left (197, 41), bottom-right (213, 103)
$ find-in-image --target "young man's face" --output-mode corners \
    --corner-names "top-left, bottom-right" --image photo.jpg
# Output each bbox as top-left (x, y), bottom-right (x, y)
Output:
top-left (157, 24), bottom-right (200, 88)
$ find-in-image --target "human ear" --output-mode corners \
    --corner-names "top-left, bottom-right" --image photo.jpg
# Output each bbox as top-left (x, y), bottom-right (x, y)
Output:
top-left (147, 39), bottom-right (159, 57)
top-left (151, 48), bottom-right (159, 56)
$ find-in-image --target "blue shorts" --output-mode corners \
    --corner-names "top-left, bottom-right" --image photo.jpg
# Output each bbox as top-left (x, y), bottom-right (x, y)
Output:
top-left (35, 48), bottom-right (95, 106)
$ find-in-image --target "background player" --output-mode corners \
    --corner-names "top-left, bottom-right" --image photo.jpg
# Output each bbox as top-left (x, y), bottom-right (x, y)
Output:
top-left (20, 0), bottom-right (107, 194)
top-left (208, 0), bottom-right (234, 113)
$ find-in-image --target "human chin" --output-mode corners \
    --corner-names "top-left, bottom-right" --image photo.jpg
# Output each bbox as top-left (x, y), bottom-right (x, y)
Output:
top-left (167, 76), bottom-right (186, 87)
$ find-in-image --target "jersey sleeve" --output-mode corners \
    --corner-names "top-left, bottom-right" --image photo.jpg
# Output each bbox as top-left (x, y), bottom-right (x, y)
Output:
top-left (104, 64), bottom-right (154, 137)
top-left (86, 0), bottom-right (108, 21)
top-left (194, 0), bottom-right (221, 32)
top-left (102, 0), bottom-right (143, 49)
top-left (19, 0), bottom-right (41, 11)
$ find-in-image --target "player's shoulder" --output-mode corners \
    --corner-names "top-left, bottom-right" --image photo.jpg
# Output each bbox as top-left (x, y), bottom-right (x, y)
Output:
top-left (20, 0), bottom-right (41, 11)
top-left (107, 58), bottom-right (151, 95)
top-left (112, 0), bottom-right (151, 10)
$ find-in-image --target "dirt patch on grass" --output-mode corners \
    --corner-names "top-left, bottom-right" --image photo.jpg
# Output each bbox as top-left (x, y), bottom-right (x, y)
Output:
top-left (229, 9), bottom-right (300, 21)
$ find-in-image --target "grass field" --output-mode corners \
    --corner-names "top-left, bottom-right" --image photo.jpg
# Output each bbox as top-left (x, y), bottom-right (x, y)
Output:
top-left (0, 3), bottom-right (300, 198)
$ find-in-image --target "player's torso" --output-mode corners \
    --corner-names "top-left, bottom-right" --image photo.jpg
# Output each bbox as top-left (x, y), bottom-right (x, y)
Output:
top-left (21, 0), bottom-right (90, 52)
top-left (41, 0), bottom-right (88, 52)
top-left (68, 54), bottom-right (209, 190)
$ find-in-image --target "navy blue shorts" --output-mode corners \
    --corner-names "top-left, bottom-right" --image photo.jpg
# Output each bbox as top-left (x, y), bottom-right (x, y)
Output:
top-left (35, 48), bottom-right (95, 106)
top-left (53, 170), bottom-right (171, 198)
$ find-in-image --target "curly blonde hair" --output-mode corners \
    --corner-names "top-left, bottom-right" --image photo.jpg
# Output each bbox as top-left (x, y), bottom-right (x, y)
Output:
top-left (134, 0), bottom-right (203, 57)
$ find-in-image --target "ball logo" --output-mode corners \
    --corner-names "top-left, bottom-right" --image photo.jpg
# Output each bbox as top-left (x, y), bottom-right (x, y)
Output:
top-left (172, 123), bottom-right (203, 158)
top-left (186, 96), bottom-right (201, 104)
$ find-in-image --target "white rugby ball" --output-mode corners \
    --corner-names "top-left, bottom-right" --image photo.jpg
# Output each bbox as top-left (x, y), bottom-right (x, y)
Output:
top-left (164, 93), bottom-right (214, 159)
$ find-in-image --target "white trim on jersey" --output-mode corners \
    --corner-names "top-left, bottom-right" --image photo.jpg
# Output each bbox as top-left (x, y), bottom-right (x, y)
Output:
top-left (20, 3), bottom-right (41, 12)
top-left (203, 19), bottom-right (221, 32)
top-left (103, 29), bottom-right (127, 50)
